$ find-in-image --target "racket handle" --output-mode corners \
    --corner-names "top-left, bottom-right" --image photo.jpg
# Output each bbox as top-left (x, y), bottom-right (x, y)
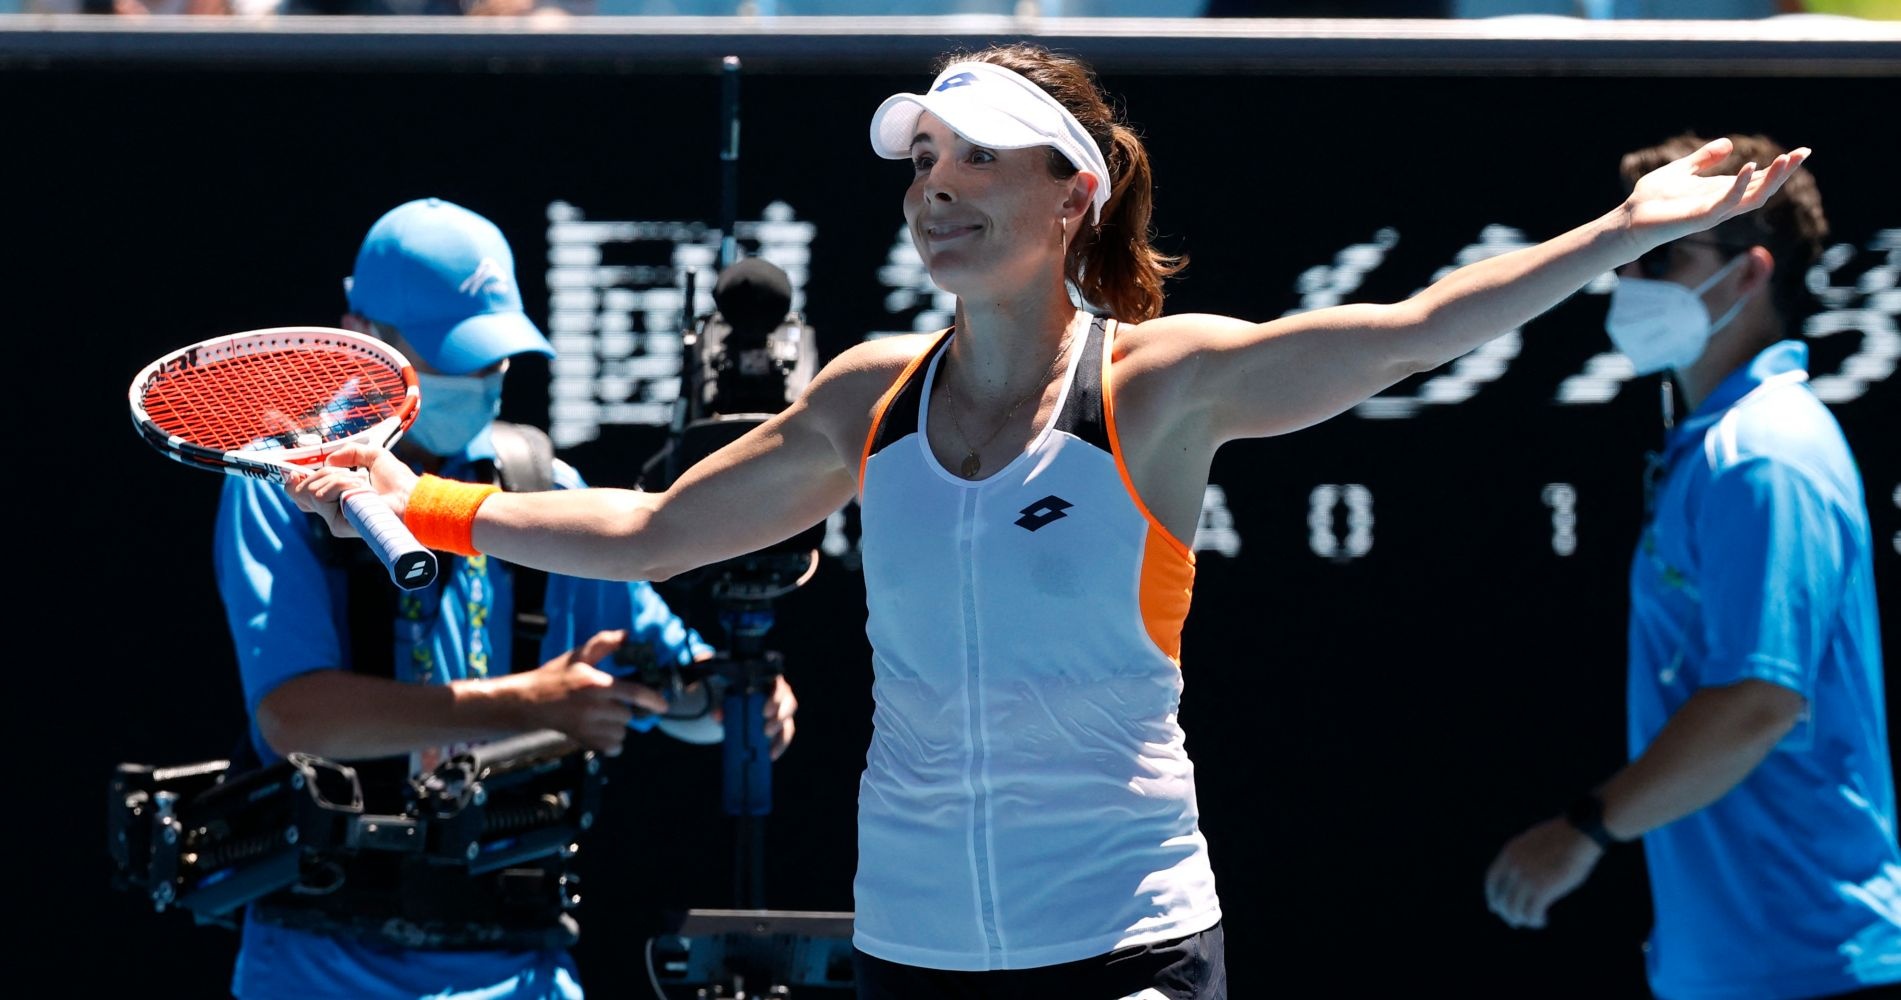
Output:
top-left (341, 489), bottom-right (439, 591)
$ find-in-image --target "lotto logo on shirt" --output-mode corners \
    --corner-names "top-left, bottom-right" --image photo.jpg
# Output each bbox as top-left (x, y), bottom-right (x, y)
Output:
top-left (1016, 495), bottom-right (1074, 532)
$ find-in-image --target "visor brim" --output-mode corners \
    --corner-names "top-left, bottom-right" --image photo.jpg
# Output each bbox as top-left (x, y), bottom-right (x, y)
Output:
top-left (870, 91), bottom-right (1060, 160)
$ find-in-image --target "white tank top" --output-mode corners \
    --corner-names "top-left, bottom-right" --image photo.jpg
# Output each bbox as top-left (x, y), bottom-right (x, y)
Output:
top-left (852, 316), bottom-right (1221, 971)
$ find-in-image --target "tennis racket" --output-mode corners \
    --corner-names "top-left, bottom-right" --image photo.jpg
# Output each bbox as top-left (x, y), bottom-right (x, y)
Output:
top-left (129, 326), bottom-right (439, 591)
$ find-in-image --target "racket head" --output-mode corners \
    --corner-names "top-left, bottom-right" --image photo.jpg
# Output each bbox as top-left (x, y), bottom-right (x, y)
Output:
top-left (129, 326), bottom-right (422, 482)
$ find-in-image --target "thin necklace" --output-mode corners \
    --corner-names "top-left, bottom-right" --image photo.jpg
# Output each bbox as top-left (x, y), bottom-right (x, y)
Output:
top-left (943, 326), bottom-right (1074, 479)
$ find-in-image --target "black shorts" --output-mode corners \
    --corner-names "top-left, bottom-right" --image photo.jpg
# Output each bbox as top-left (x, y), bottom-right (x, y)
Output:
top-left (852, 921), bottom-right (1226, 1000)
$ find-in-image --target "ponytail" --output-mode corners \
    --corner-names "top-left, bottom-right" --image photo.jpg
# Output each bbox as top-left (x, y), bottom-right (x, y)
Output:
top-left (1070, 123), bottom-right (1183, 323)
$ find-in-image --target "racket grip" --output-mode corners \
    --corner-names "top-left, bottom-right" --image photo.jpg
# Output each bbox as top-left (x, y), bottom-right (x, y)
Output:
top-left (341, 489), bottom-right (439, 591)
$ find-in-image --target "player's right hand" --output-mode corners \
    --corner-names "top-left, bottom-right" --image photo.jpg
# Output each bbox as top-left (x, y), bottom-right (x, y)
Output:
top-left (288, 443), bottom-right (418, 537)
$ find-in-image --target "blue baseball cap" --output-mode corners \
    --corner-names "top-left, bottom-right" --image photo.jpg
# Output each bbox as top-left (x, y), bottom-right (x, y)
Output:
top-left (345, 198), bottom-right (555, 375)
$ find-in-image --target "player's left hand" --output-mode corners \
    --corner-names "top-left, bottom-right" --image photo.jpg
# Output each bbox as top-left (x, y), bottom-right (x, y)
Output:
top-left (1483, 816), bottom-right (1604, 929)
top-left (1621, 137), bottom-right (1810, 252)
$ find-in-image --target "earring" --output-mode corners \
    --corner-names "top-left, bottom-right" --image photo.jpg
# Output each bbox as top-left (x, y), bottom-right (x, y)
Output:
top-left (1059, 215), bottom-right (1067, 256)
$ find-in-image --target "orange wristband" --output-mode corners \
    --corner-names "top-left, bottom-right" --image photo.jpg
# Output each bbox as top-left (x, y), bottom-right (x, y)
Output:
top-left (403, 475), bottom-right (501, 557)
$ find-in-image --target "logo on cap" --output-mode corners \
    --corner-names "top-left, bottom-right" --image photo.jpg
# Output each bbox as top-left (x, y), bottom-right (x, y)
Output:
top-left (459, 258), bottom-right (510, 297)
top-left (934, 72), bottom-right (978, 92)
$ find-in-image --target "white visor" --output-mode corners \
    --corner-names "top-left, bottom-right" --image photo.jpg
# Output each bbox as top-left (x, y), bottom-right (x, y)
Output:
top-left (869, 60), bottom-right (1111, 224)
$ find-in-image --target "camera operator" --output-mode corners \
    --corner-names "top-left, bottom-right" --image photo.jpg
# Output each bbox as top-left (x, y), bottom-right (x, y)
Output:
top-left (211, 198), bottom-right (797, 1000)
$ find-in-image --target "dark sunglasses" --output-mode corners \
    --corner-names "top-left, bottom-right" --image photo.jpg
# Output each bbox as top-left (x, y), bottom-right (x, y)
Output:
top-left (1634, 238), bottom-right (1757, 281)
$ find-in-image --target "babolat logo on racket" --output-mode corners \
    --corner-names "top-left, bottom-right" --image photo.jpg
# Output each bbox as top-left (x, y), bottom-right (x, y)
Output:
top-left (935, 72), bottom-right (978, 92)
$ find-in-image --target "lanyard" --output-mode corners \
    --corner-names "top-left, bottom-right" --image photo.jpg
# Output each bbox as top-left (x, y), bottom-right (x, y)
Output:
top-left (1642, 368), bottom-right (1809, 522)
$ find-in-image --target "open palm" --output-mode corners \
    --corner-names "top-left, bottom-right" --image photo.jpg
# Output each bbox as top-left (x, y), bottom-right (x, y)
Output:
top-left (1625, 136), bottom-right (1811, 246)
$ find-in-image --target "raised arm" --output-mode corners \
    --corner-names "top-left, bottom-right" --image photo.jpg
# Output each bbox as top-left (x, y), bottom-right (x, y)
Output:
top-left (1130, 138), bottom-right (1809, 442)
top-left (294, 337), bottom-right (920, 582)
top-left (471, 387), bottom-right (856, 580)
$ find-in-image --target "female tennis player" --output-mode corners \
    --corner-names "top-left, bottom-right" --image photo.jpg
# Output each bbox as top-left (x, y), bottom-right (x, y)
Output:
top-left (291, 44), bottom-right (1807, 1000)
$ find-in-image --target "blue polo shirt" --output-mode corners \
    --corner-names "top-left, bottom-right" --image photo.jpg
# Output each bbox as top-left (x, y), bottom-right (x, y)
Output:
top-left (1627, 341), bottom-right (1901, 1000)
top-left (213, 424), bottom-right (711, 1000)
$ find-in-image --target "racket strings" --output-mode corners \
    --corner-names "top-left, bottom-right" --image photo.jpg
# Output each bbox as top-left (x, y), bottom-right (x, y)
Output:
top-left (142, 350), bottom-right (408, 453)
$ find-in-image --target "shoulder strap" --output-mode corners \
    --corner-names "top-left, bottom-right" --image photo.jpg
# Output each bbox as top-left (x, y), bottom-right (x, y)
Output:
top-left (859, 330), bottom-right (954, 488)
top-left (486, 422), bottom-right (558, 649)
top-left (488, 422), bottom-right (557, 495)
top-left (1052, 315), bottom-right (1110, 450)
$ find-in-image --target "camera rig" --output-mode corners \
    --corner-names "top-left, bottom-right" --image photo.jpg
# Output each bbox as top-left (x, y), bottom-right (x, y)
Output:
top-left (108, 729), bottom-right (603, 937)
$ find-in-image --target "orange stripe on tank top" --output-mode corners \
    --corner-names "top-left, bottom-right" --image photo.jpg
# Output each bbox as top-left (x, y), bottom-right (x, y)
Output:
top-left (1100, 319), bottom-right (1197, 666)
top-left (858, 329), bottom-right (953, 495)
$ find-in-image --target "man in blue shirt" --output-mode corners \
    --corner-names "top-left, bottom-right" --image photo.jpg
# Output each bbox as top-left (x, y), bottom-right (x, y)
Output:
top-left (213, 197), bottom-right (799, 1000)
top-left (1483, 134), bottom-right (1900, 999)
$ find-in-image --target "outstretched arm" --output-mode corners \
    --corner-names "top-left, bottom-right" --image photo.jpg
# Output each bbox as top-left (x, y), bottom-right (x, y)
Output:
top-left (292, 338), bottom-right (907, 583)
top-left (475, 392), bottom-right (855, 581)
top-left (1133, 138), bottom-right (1809, 441)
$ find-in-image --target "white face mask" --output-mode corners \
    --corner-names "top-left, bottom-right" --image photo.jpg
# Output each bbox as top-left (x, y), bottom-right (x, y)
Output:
top-left (1604, 252), bottom-right (1753, 375)
top-left (407, 371), bottom-right (504, 456)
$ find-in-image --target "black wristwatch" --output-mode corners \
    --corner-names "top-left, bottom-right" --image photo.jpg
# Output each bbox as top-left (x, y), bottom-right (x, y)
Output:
top-left (1564, 792), bottom-right (1624, 850)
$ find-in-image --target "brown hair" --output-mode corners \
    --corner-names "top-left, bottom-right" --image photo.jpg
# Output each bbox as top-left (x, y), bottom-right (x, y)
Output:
top-left (1618, 132), bottom-right (1828, 323)
top-left (938, 43), bottom-right (1185, 323)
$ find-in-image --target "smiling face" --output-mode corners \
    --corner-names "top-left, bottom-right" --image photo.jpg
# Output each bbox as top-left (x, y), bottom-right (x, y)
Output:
top-left (903, 112), bottom-right (1084, 303)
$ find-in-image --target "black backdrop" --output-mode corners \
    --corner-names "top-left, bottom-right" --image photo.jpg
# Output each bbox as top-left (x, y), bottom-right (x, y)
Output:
top-left (13, 40), bottom-right (1898, 999)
